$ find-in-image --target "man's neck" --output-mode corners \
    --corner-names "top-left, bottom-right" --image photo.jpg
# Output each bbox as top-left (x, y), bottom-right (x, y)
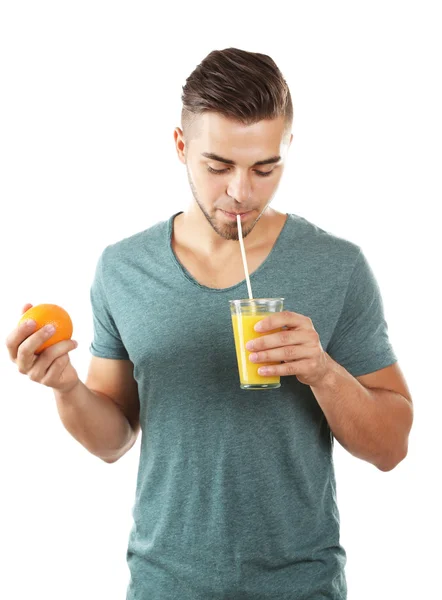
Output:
top-left (174, 207), bottom-right (285, 259)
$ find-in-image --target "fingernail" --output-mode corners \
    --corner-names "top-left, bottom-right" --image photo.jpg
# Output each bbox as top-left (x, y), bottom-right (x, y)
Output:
top-left (249, 353), bottom-right (258, 362)
top-left (23, 319), bottom-right (36, 328)
top-left (254, 322), bottom-right (263, 332)
top-left (44, 325), bottom-right (56, 335)
top-left (246, 341), bottom-right (254, 350)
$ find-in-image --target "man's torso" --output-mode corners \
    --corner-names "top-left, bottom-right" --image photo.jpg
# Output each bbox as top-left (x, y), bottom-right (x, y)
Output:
top-left (89, 211), bottom-right (391, 599)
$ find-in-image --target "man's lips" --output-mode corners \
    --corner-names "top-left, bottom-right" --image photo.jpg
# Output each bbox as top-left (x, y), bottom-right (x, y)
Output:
top-left (220, 209), bottom-right (253, 221)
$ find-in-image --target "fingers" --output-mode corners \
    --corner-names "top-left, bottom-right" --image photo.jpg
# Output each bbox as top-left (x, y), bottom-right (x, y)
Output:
top-left (21, 303), bottom-right (33, 315)
top-left (249, 344), bottom-right (316, 365)
top-left (39, 349), bottom-right (79, 392)
top-left (246, 328), bottom-right (315, 353)
top-left (5, 303), bottom-right (35, 361)
top-left (27, 339), bottom-right (78, 384)
top-left (41, 353), bottom-right (70, 386)
top-left (6, 319), bottom-right (38, 362)
top-left (254, 311), bottom-right (309, 333)
top-left (14, 324), bottom-right (57, 371)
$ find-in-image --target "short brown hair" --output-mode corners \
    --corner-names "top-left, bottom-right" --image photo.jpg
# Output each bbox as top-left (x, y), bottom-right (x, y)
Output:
top-left (181, 47), bottom-right (293, 135)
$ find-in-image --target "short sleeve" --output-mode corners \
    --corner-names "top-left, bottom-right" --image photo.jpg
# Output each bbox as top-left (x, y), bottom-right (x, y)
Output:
top-left (326, 248), bottom-right (397, 377)
top-left (89, 251), bottom-right (129, 360)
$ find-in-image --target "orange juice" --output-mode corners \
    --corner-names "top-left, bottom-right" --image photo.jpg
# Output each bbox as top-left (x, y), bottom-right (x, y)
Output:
top-left (231, 313), bottom-right (281, 389)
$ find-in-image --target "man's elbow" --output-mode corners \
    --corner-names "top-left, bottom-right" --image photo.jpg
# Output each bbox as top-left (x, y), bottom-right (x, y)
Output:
top-left (378, 402), bottom-right (413, 472)
top-left (100, 449), bottom-right (127, 463)
top-left (99, 428), bottom-right (139, 464)
top-left (376, 443), bottom-right (409, 472)
top-left (101, 455), bottom-right (120, 464)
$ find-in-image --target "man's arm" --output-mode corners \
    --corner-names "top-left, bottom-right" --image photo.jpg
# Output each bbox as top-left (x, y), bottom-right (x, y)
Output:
top-left (247, 311), bottom-right (413, 472)
top-left (310, 357), bottom-right (413, 471)
top-left (55, 357), bottom-right (140, 463)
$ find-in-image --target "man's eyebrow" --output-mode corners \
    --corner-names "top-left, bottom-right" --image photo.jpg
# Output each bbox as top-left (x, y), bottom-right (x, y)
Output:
top-left (201, 152), bottom-right (281, 167)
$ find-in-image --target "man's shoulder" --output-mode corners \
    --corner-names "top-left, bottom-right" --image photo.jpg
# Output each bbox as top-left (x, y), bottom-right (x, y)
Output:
top-left (285, 212), bottom-right (361, 263)
top-left (100, 214), bottom-right (173, 265)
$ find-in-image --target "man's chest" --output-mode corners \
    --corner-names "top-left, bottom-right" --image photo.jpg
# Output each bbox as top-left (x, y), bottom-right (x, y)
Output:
top-left (172, 245), bottom-right (272, 290)
top-left (110, 265), bottom-right (344, 381)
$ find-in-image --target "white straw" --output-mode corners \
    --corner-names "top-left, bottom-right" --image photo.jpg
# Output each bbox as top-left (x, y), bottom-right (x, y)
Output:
top-left (237, 215), bottom-right (253, 299)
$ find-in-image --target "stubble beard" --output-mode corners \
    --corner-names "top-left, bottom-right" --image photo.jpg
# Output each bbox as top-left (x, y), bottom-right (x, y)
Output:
top-left (186, 169), bottom-right (265, 241)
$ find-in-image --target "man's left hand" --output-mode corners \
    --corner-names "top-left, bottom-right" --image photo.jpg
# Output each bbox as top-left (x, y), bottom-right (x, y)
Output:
top-left (246, 311), bottom-right (331, 386)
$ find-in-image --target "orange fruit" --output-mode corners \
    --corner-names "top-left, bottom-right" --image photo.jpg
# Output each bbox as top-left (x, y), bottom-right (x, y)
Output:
top-left (18, 304), bottom-right (73, 354)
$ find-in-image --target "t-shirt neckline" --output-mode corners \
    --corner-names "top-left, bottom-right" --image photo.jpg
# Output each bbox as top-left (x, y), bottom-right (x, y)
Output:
top-left (167, 211), bottom-right (290, 293)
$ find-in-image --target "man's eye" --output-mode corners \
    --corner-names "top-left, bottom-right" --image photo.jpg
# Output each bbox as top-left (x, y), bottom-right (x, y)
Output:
top-left (207, 166), bottom-right (274, 177)
top-left (207, 166), bottom-right (229, 174)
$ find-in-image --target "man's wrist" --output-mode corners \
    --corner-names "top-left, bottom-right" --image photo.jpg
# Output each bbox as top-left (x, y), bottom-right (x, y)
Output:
top-left (54, 377), bottom-right (82, 399)
top-left (310, 353), bottom-right (338, 391)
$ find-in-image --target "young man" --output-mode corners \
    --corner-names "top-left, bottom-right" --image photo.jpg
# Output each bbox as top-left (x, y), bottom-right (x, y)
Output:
top-left (7, 48), bottom-right (413, 599)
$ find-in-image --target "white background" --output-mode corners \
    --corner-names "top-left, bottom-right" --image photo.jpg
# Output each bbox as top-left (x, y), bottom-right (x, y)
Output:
top-left (1, 1), bottom-right (441, 598)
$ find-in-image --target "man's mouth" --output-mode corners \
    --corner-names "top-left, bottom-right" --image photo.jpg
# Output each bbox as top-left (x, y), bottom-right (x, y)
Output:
top-left (220, 209), bottom-right (253, 221)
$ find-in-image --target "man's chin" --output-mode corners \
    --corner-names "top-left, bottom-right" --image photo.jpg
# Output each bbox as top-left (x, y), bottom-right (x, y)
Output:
top-left (214, 220), bottom-right (255, 241)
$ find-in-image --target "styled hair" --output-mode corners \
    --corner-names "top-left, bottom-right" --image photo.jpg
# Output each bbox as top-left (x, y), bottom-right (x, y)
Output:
top-left (181, 47), bottom-right (293, 134)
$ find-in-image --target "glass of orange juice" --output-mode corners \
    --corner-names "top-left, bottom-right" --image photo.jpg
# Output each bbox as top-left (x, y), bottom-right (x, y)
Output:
top-left (229, 298), bottom-right (284, 390)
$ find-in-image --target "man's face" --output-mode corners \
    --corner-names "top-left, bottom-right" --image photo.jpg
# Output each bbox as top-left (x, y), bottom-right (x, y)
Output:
top-left (175, 112), bottom-right (292, 240)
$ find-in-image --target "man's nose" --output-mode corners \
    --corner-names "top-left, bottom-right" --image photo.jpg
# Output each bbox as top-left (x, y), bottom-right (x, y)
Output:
top-left (226, 172), bottom-right (252, 203)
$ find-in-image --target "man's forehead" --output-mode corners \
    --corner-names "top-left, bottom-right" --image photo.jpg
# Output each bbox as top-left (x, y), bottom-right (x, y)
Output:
top-left (184, 113), bottom-right (291, 163)
top-left (193, 114), bottom-right (287, 154)
top-left (198, 112), bottom-right (287, 137)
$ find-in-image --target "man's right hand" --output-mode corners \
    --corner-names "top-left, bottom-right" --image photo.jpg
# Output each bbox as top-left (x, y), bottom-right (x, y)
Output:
top-left (6, 303), bottom-right (80, 394)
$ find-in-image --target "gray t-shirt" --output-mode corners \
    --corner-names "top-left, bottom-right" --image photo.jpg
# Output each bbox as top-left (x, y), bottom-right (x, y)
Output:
top-left (89, 212), bottom-right (397, 600)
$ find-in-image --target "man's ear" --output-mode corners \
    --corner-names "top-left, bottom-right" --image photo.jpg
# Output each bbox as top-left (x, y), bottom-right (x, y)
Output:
top-left (174, 127), bottom-right (186, 164)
